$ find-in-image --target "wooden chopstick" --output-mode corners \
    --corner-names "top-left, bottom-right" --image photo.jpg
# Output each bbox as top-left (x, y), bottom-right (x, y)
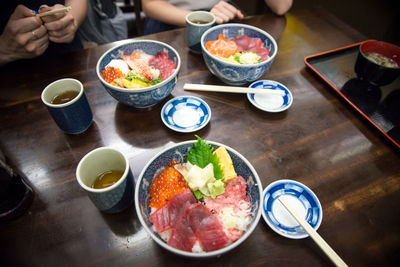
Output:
top-left (183, 83), bottom-right (286, 96)
top-left (278, 196), bottom-right (348, 267)
top-left (36, 6), bottom-right (72, 17)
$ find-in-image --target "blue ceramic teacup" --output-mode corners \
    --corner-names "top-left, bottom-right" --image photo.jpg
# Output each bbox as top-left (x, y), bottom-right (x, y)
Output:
top-left (41, 78), bottom-right (93, 134)
top-left (186, 11), bottom-right (216, 54)
top-left (76, 147), bottom-right (135, 214)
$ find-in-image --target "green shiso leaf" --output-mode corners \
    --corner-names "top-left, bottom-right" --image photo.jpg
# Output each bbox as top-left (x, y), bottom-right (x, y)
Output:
top-left (187, 135), bottom-right (224, 180)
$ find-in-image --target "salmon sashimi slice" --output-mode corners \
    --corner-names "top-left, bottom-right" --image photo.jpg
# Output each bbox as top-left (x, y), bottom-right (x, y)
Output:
top-left (206, 34), bottom-right (238, 58)
top-left (122, 52), bottom-right (141, 62)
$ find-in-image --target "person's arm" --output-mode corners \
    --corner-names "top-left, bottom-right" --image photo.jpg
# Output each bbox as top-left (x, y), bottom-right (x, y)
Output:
top-left (142, 0), bottom-right (190, 27)
top-left (141, 0), bottom-right (244, 26)
top-left (39, 0), bottom-right (87, 44)
top-left (65, 0), bottom-right (87, 27)
top-left (0, 5), bottom-right (49, 65)
top-left (210, 1), bottom-right (243, 24)
top-left (264, 0), bottom-right (293, 15)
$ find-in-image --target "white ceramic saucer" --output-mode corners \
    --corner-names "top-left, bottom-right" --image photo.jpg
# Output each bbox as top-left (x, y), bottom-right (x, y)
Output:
top-left (262, 179), bottom-right (323, 239)
top-left (161, 96), bottom-right (211, 133)
top-left (247, 80), bottom-right (293, 112)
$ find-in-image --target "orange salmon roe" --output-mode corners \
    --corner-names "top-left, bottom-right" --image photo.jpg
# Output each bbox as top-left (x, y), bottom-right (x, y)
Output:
top-left (149, 160), bottom-right (188, 210)
top-left (101, 66), bottom-right (124, 83)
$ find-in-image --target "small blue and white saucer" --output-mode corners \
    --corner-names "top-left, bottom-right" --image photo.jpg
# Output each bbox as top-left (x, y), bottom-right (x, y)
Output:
top-left (247, 80), bottom-right (293, 112)
top-left (262, 179), bottom-right (322, 239)
top-left (161, 96), bottom-right (211, 133)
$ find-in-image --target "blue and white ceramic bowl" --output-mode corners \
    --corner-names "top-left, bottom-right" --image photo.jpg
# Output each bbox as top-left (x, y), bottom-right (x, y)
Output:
top-left (135, 140), bottom-right (263, 257)
top-left (201, 23), bottom-right (278, 86)
top-left (96, 40), bottom-right (181, 108)
top-left (161, 96), bottom-right (211, 133)
top-left (262, 179), bottom-right (323, 239)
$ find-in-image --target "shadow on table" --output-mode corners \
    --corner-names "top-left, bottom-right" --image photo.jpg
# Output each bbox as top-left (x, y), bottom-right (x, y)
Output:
top-left (100, 200), bottom-right (141, 237)
top-left (63, 122), bottom-right (104, 150)
top-left (114, 100), bottom-right (171, 148)
top-left (114, 97), bottom-right (211, 148)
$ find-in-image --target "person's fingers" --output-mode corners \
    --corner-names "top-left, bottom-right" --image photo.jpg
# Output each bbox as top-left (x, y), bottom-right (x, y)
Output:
top-left (24, 36), bottom-right (49, 57)
top-left (48, 28), bottom-right (74, 43)
top-left (7, 5), bottom-right (43, 35)
top-left (12, 23), bottom-right (46, 48)
top-left (48, 22), bottom-right (73, 38)
top-left (40, 4), bottom-right (67, 23)
top-left (34, 35), bottom-right (50, 53)
top-left (211, 10), bottom-right (231, 24)
top-left (211, 2), bottom-right (243, 23)
top-left (214, 6), bottom-right (235, 20)
top-left (10, 5), bottom-right (36, 20)
top-left (236, 10), bottom-right (244, 19)
top-left (218, 1), bottom-right (238, 14)
top-left (30, 25), bottom-right (48, 40)
top-left (44, 13), bottom-right (74, 32)
top-left (7, 16), bottom-right (41, 37)
top-left (38, 5), bottom-right (51, 13)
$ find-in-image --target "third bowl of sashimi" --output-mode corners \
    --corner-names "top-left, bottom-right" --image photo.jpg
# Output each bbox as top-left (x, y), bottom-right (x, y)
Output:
top-left (135, 138), bottom-right (263, 257)
top-left (96, 40), bottom-right (181, 108)
top-left (201, 23), bottom-right (277, 86)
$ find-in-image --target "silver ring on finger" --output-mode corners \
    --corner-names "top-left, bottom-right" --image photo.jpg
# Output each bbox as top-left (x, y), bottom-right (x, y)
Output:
top-left (31, 31), bottom-right (37, 39)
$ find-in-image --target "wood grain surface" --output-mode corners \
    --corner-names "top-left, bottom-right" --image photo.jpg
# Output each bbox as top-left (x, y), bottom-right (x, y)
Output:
top-left (1, 7), bottom-right (399, 267)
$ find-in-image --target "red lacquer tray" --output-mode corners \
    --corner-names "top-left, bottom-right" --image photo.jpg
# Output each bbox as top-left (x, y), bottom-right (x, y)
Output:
top-left (304, 41), bottom-right (400, 149)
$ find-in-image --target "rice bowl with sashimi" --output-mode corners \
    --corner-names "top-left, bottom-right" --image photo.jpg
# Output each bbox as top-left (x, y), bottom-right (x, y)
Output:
top-left (135, 138), bottom-right (263, 257)
top-left (96, 40), bottom-right (181, 108)
top-left (201, 23), bottom-right (278, 85)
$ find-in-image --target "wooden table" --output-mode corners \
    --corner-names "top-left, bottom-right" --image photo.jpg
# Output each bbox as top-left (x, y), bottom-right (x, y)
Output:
top-left (1, 7), bottom-right (399, 267)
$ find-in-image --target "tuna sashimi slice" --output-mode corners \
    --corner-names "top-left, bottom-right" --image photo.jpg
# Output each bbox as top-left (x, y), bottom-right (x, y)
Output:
top-left (167, 210), bottom-right (197, 251)
top-left (150, 189), bottom-right (196, 232)
top-left (149, 52), bottom-right (176, 81)
top-left (233, 35), bottom-right (270, 61)
top-left (234, 35), bottom-right (264, 51)
top-left (186, 203), bottom-right (230, 252)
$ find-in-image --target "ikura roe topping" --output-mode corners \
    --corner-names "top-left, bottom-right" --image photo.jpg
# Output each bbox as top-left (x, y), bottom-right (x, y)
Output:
top-left (149, 160), bottom-right (188, 210)
top-left (101, 66), bottom-right (124, 83)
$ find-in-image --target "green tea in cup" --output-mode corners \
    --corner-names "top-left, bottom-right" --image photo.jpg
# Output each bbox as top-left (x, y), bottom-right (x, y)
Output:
top-left (51, 90), bottom-right (79, 104)
top-left (92, 170), bottom-right (123, 189)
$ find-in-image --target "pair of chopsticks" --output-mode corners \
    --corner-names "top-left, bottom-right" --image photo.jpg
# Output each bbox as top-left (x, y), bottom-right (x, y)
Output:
top-left (36, 6), bottom-right (72, 17)
top-left (278, 196), bottom-right (348, 267)
top-left (183, 83), bottom-right (286, 96)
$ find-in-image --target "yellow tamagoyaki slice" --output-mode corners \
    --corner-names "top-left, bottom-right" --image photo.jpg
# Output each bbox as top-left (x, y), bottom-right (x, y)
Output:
top-left (122, 78), bottom-right (149, 89)
top-left (214, 146), bottom-right (237, 183)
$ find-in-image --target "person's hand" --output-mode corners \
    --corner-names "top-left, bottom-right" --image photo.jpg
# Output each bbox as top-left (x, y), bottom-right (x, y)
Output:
top-left (39, 4), bottom-right (78, 44)
top-left (210, 1), bottom-right (244, 24)
top-left (0, 5), bottom-right (49, 64)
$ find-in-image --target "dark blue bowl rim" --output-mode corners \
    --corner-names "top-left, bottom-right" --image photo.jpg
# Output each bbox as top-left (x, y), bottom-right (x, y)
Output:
top-left (160, 96), bottom-right (212, 133)
top-left (200, 23), bottom-right (278, 67)
top-left (96, 40), bottom-right (181, 93)
top-left (134, 140), bottom-right (263, 257)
